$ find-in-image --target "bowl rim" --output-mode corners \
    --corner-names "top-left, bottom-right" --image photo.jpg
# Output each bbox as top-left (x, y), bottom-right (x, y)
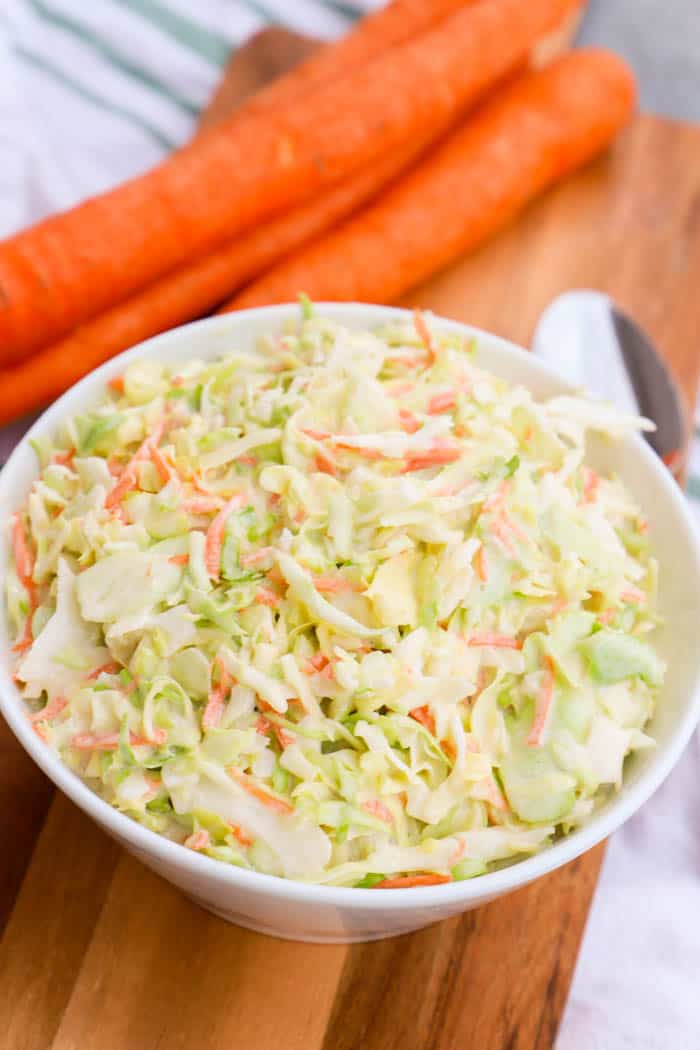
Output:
top-left (2, 300), bottom-right (700, 910)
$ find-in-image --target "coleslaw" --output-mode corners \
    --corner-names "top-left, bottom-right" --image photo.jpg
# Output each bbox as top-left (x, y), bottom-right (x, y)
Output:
top-left (6, 305), bottom-right (664, 887)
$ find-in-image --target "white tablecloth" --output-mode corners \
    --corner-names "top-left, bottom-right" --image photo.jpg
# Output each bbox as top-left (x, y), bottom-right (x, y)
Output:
top-left (1, 4), bottom-right (698, 1047)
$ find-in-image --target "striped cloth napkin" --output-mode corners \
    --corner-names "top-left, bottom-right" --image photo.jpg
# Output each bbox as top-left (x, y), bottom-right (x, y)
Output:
top-left (1, 5), bottom-right (698, 1049)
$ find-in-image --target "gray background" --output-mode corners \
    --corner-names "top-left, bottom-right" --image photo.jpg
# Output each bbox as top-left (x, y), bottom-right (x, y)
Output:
top-left (580, 0), bottom-right (700, 120)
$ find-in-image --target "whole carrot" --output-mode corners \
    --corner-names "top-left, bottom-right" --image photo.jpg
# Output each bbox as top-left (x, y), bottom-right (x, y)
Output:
top-left (207, 0), bottom-right (480, 123)
top-left (0, 0), bottom-right (579, 362)
top-left (225, 50), bottom-right (636, 311)
top-left (0, 147), bottom-right (427, 427)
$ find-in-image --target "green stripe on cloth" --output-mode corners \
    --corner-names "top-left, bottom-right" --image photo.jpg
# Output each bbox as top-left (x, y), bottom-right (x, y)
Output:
top-left (118, 0), bottom-right (231, 67)
top-left (686, 475), bottom-right (700, 501)
top-left (26, 0), bottom-right (199, 116)
top-left (324, 0), bottom-right (362, 19)
top-left (14, 44), bottom-right (175, 150)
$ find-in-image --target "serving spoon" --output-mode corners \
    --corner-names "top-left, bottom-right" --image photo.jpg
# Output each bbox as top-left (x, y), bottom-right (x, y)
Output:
top-left (533, 290), bottom-right (687, 479)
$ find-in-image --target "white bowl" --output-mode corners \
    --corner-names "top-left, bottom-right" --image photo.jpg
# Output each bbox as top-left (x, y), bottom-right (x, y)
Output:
top-left (1, 303), bottom-right (699, 943)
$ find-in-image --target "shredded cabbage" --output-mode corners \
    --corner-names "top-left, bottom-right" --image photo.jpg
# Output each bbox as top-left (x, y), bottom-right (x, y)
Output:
top-left (7, 305), bottom-right (664, 887)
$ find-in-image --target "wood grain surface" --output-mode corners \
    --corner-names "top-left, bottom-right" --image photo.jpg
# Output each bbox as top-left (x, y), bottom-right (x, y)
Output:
top-left (1, 111), bottom-right (699, 1050)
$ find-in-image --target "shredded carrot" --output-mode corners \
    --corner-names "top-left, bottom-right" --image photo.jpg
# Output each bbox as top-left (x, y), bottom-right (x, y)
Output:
top-left (240, 546), bottom-right (275, 568)
top-left (313, 573), bottom-right (364, 594)
top-left (597, 608), bottom-right (616, 625)
top-left (274, 726), bottom-right (295, 749)
top-left (255, 587), bottom-right (281, 608)
top-left (53, 447), bottom-right (75, 467)
top-left (401, 446), bottom-right (461, 472)
top-left (85, 661), bottom-right (121, 681)
top-left (441, 737), bottom-right (457, 761)
top-left (314, 451), bottom-right (338, 476)
top-left (303, 652), bottom-right (329, 675)
top-left (150, 443), bottom-right (175, 485)
top-left (105, 419), bottom-right (165, 509)
top-left (491, 516), bottom-right (517, 556)
top-left (620, 585), bottom-right (645, 604)
top-left (182, 497), bottom-right (225, 514)
top-left (255, 715), bottom-right (272, 736)
top-left (413, 308), bottom-right (437, 366)
top-left (30, 695), bottom-right (68, 723)
top-left (71, 729), bottom-right (164, 751)
top-left (361, 798), bottom-right (394, 824)
top-left (475, 544), bottom-right (488, 582)
top-left (228, 768), bottom-right (294, 814)
top-left (500, 510), bottom-right (529, 545)
top-left (184, 830), bottom-right (210, 851)
top-left (398, 409), bottom-right (421, 433)
top-left (467, 632), bottom-right (522, 649)
top-left (237, 454), bottom-right (258, 467)
top-left (409, 704), bottom-right (436, 736)
top-left (427, 390), bottom-right (456, 414)
top-left (449, 839), bottom-right (466, 866)
top-left (333, 440), bottom-right (384, 460)
top-left (527, 654), bottom-right (555, 748)
top-left (168, 553), bottom-right (190, 566)
top-left (582, 466), bottom-right (600, 503)
top-left (388, 382), bottom-right (415, 399)
top-left (266, 565), bottom-right (285, 586)
top-left (202, 663), bottom-right (232, 731)
top-left (371, 873), bottom-right (451, 889)
top-left (205, 493), bottom-right (245, 579)
top-left (301, 427), bottom-right (331, 441)
top-left (108, 375), bottom-right (125, 394)
top-left (478, 775), bottom-right (508, 811)
top-left (229, 823), bottom-right (253, 847)
top-left (482, 480), bottom-right (511, 513)
top-left (12, 513), bottom-right (35, 590)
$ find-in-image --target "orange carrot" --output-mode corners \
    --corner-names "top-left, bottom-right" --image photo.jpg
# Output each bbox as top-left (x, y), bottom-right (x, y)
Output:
top-left (30, 695), bottom-right (68, 723)
top-left (313, 574), bottom-right (364, 594)
top-left (255, 587), bottom-right (281, 608)
top-left (467, 632), bottom-right (522, 649)
top-left (0, 148), bottom-right (426, 427)
top-left (202, 661), bottom-right (232, 731)
top-left (398, 409), bottom-right (420, 434)
top-left (427, 391), bottom-right (457, 415)
top-left (475, 545), bottom-right (489, 583)
top-left (361, 799), bottom-right (394, 824)
top-left (184, 830), bottom-right (210, 852)
top-left (227, 49), bottom-right (635, 311)
top-left (228, 768), bottom-right (294, 814)
top-left (242, 0), bottom-right (481, 117)
top-left (527, 654), bottom-right (555, 747)
top-left (371, 874), bottom-right (452, 889)
top-left (274, 726), bottom-right (296, 750)
top-left (168, 554), bottom-right (190, 566)
top-left (85, 661), bottom-right (121, 681)
top-left (413, 309), bottom-right (438, 366)
top-left (71, 731), bottom-right (163, 752)
top-left (0, 0), bottom-right (578, 361)
top-left (400, 446), bottom-right (462, 472)
top-left (229, 824), bottom-right (253, 848)
top-left (104, 419), bottom-right (164, 509)
top-left (409, 705), bottom-right (437, 736)
top-left (205, 494), bottom-right (245, 580)
top-left (239, 547), bottom-right (275, 568)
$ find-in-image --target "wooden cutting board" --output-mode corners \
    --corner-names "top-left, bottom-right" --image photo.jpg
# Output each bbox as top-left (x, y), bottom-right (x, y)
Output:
top-left (2, 114), bottom-right (700, 1050)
